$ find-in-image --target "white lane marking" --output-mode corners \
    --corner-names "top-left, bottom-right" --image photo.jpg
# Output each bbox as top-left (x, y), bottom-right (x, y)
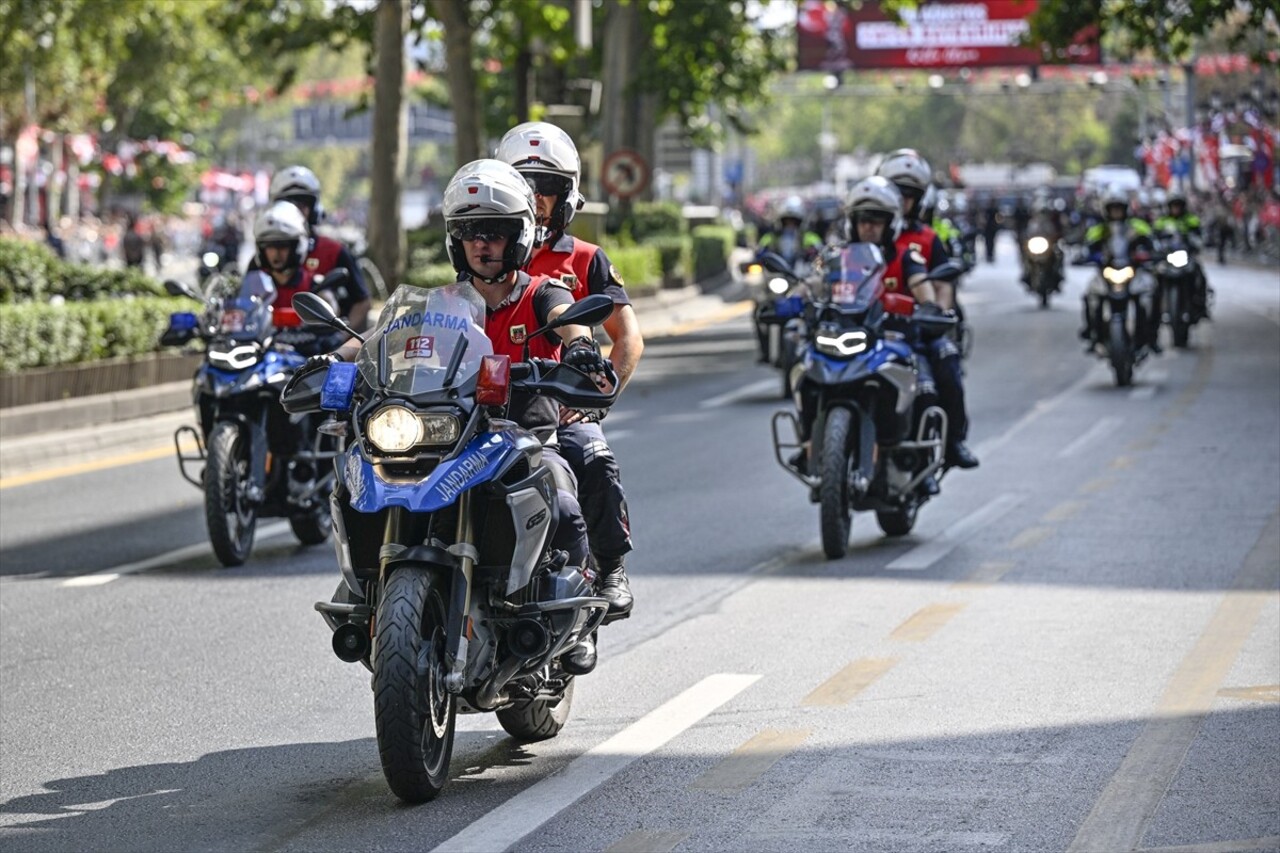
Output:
top-left (973, 370), bottom-right (1099, 460)
top-left (60, 574), bottom-right (121, 587)
top-left (886, 493), bottom-right (1024, 571)
top-left (1129, 385), bottom-right (1158, 401)
top-left (1057, 416), bottom-right (1123, 458)
top-left (431, 673), bottom-right (762, 853)
top-left (699, 378), bottom-right (778, 409)
top-left (58, 521), bottom-right (292, 587)
top-left (604, 429), bottom-right (633, 442)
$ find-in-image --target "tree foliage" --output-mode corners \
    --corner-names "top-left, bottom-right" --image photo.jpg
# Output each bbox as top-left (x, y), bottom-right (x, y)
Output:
top-left (1026, 0), bottom-right (1279, 65)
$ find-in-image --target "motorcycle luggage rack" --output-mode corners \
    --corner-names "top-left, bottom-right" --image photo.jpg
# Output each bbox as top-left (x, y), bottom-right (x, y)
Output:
top-left (174, 425), bottom-right (206, 489)
top-left (771, 410), bottom-right (820, 489)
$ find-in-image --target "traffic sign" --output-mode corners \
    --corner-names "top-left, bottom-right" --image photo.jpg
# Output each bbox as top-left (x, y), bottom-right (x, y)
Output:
top-left (602, 149), bottom-right (650, 199)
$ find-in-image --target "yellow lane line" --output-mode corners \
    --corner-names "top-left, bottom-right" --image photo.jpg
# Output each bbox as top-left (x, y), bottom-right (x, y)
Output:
top-left (1043, 500), bottom-right (1086, 523)
top-left (889, 603), bottom-right (967, 643)
top-left (687, 728), bottom-right (811, 791)
top-left (801, 658), bottom-right (897, 707)
top-left (1216, 685), bottom-right (1280, 703)
top-left (955, 560), bottom-right (1017, 588)
top-left (647, 301), bottom-right (754, 338)
top-left (0, 443), bottom-right (194, 491)
top-left (1006, 526), bottom-right (1054, 550)
top-left (1067, 510), bottom-right (1280, 853)
top-left (1079, 476), bottom-right (1115, 494)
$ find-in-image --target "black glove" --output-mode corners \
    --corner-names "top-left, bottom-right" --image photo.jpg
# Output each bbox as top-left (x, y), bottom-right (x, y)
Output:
top-left (305, 352), bottom-right (343, 372)
top-left (563, 335), bottom-right (606, 374)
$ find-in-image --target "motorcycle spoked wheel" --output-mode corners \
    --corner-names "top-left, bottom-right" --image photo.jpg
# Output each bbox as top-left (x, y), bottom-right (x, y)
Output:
top-left (496, 676), bottom-right (576, 742)
top-left (204, 421), bottom-right (257, 567)
top-left (374, 567), bottom-right (456, 803)
top-left (1108, 310), bottom-right (1133, 387)
top-left (819, 407), bottom-right (855, 559)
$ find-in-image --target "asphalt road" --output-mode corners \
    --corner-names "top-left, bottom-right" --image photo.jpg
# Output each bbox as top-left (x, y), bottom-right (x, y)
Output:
top-left (1, 236), bottom-right (1277, 853)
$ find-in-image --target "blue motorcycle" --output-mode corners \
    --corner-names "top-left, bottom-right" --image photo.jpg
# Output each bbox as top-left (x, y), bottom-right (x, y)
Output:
top-left (281, 285), bottom-right (618, 803)
top-left (770, 244), bottom-right (955, 558)
top-left (161, 271), bottom-right (345, 566)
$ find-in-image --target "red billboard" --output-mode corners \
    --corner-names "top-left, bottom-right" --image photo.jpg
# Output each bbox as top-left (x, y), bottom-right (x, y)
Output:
top-left (796, 1), bottom-right (1100, 71)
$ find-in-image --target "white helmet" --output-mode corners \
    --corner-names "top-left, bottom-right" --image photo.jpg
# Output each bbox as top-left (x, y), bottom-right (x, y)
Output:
top-left (268, 165), bottom-right (324, 226)
top-left (845, 176), bottom-right (905, 247)
top-left (778, 195), bottom-right (806, 224)
top-left (253, 201), bottom-right (309, 272)
top-left (1102, 184), bottom-right (1129, 215)
top-left (441, 159), bottom-right (538, 281)
top-left (494, 121), bottom-right (584, 237)
top-left (876, 148), bottom-right (932, 220)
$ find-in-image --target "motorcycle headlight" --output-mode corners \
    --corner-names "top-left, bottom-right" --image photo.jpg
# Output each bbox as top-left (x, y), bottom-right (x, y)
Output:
top-left (366, 406), bottom-right (423, 453)
top-left (207, 342), bottom-right (262, 370)
top-left (202, 252), bottom-right (220, 268)
top-left (768, 276), bottom-right (790, 295)
top-left (815, 329), bottom-right (869, 358)
top-left (1167, 250), bottom-right (1188, 268)
top-left (366, 407), bottom-right (460, 453)
top-left (1103, 266), bottom-right (1135, 285)
top-left (1027, 236), bottom-right (1050, 255)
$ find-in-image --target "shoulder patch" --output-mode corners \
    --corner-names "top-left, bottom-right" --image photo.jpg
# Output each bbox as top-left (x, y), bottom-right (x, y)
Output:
top-left (609, 264), bottom-right (625, 287)
top-left (909, 250), bottom-right (926, 265)
top-left (544, 277), bottom-right (573, 292)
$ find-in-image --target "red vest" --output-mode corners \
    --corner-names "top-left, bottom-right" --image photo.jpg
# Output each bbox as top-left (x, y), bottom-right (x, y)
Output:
top-left (303, 235), bottom-right (344, 276)
top-left (273, 267), bottom-right (318, 311)
top-left (884, 225), bottom-right (936, 295)
top-left (526, 235), bottom-right (597, 300)
top-left (486, 274), bottom-right (563, 362)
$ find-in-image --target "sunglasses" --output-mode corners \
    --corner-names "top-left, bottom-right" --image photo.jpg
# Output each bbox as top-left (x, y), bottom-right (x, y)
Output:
top-left (854, 213), bottom-right (892, 226)
top-left (525, 172), bottom-right (573, 198)
top-left (259, 240), bottom-right (295, 250)
top-left (448, 218), bottom-right (523, 242)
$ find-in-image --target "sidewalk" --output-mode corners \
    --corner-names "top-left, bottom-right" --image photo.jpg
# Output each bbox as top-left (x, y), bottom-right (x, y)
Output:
top-left (0, 272), bottom-right (753, 479)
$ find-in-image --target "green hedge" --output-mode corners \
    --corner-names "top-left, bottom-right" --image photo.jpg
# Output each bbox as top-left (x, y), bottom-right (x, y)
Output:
top-left (626, 201), bottom-right (686, 242)
top-left (602, 245), bottom-right (661, 297)
top-left (0, 297), bottom-right (192, 372)
top-left (647, 234), bottom-right (692, 287)
top-left (402, 262), bottom-right (461, 291)
top-left (691, 224), bottom-right (736, 282)
top-left (0, 237), bottom-right (165, 304)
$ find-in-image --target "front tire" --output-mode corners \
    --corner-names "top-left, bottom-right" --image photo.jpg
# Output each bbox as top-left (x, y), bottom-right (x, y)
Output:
top-left (1108, 311), bottom-right (1133, 387)
top-left (497, 677), bottom-right (575, 742)
top-left (374, 568), bottom-right (456, 803)
top-left (819, 408), bottom-right (854, 559)
top-left (1169, 286), bottom-right (1190, 348)
top-left (204, 421), bottom-right (257, 567)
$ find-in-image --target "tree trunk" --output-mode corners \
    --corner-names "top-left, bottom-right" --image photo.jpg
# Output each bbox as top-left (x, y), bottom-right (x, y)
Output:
top-left (368, 0), bottom-right (408, 293)
top-left (599, 0), bottom-right (641, 221)
top-left (432, 0), bottom-right (482, 166)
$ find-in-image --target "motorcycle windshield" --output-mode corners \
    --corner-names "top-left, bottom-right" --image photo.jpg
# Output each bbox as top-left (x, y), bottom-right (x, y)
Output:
top-left (209, 270), bottom-right (276, 341)
top-left (356, 282), bottom-right (490, 398)
top-left (824, 243), bottom-right (886, 310)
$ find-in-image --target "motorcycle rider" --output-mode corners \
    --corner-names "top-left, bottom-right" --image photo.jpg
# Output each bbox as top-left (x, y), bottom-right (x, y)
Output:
top-left (1080, 185), bottom-right (1159, 353)
top-left (876, 150), bottom-right (978, 470)
top-left (252, 201), bottom-right (349, 355)
top-left (1155, 189), bottom-right (1211, 321)
top-left (759, 196), bottom-right (823, 266)
top-left (267, 165), bottom-right (372, 331)
top-left (1020, 190), bottom-right (1065, 289)
top-left (495, 121), bottom-right (639, 622)
top-left (317, 160), bottom-right (609, 675)
top-left (791, 178), bottom-right (939, 488)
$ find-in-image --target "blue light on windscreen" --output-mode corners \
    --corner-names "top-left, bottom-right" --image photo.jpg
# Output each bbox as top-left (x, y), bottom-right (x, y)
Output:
top-left (321, 361), bottom-right (358, 411)
top-left (169, 312), bottom-right (198, 331)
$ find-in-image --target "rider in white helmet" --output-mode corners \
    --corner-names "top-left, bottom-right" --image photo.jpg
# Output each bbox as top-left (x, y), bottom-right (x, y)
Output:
top-left (496, 121), bottom-right (639, 625)
top-left (266, 165), bottom-right (371, 330)
top-left (759, 195), bottom-right (823, 267)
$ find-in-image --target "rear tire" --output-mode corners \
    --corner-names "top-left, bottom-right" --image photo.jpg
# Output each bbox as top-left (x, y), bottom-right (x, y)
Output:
top-left (204, 422), bottom-right (256, 567)
top-left (497, 678), bottom-right (575, 742)
top-left (374, 568), bottom-right (456, 803)
top-left (819, 408), bottom-right (854, 559)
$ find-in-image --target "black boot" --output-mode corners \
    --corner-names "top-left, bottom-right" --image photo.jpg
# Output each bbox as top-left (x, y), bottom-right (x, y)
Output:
top-left (561, 632), bottom-right (597, 675)
top-left (946, 442), bottom-right (979, 469)
top-left (595, 557), bottom-right (633, 619)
